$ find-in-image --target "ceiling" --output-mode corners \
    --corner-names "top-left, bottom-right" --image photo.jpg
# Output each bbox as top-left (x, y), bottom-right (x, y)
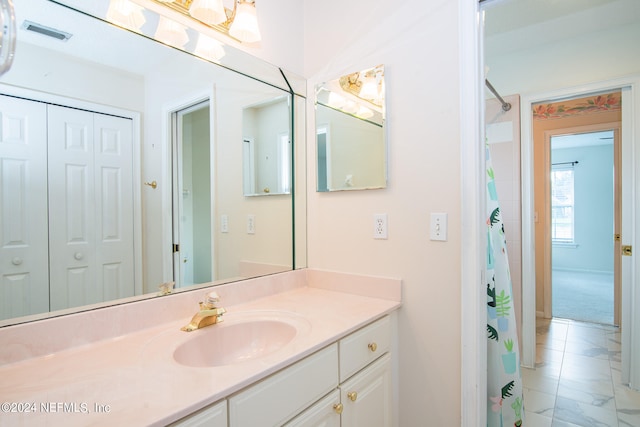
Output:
top-left (13, 0), bottom-right (176, 76)
top-left (484, 0), bottom-right (640, 56)
top-left (552, 130), bottom-right (614, 150)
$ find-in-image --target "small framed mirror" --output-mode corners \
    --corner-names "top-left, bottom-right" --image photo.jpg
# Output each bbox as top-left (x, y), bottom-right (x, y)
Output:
top-left (315, 64), bottom-right (386, 192)
top-left (242, 95), bottom-right (292, 196)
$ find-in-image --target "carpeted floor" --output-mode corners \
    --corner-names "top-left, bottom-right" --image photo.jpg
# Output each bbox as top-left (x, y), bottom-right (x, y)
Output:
top-left (552, 269), bottom-right (614, 325)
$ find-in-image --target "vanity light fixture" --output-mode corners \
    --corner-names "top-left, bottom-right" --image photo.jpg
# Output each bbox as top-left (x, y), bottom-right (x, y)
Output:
top-left (147, 0), bottom-right (262, 43)
top-left (228, 0), bottom-right (261, 43)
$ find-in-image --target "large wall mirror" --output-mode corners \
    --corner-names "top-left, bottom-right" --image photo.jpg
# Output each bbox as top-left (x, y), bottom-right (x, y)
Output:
top-left (0, 0), bottom-right (306, 327)
top-left (315, 64), bottom-right (386, 192)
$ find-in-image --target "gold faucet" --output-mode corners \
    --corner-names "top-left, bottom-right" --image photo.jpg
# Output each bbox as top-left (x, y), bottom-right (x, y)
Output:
top-left (181, 291), bottom-right (226, 332)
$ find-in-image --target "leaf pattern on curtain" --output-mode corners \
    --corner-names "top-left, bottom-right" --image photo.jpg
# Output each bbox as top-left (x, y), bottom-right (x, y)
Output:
top-left (486, 144), bottom-right (524, 427)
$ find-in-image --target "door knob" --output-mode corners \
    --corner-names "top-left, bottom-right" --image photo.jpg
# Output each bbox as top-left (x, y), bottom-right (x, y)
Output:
top-left (144, 180), bottom-right (157, 189)
top-left (333, 403), bottom-right (343, 414)
top-left (11, 257), bottom-right (22, 265)
top-left (347, 391), bottom-right (358, 402)
top-left (74, 252), bottom-right (84, 260)
top-left (368, 342), bottom-right (378, 352)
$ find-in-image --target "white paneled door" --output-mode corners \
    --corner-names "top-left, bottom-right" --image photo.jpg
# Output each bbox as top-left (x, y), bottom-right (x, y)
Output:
top-left (0, 95), bottom-right (49, 320)
top-left (48, 105), bottom-right (134, 311)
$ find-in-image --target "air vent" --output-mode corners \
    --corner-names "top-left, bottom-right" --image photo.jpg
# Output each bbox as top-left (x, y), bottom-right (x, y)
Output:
top-left (22, 21), bottom-right (72, 42)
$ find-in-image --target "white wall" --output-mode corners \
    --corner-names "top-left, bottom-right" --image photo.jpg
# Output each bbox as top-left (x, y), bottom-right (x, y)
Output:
top-left (303, 0), bottom-right (464, 424)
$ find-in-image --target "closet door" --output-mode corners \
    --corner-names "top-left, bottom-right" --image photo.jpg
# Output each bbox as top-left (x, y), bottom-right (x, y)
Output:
top-left (48, 105), bottom-right (134, 310)
top-left (0, 95), bottom-right (49, 320)
top-left (93, 113), bottom-right (134, 302)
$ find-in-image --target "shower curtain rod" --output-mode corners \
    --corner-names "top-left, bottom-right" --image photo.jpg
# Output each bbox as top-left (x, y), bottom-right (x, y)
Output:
top-left (552, 161), bottom-right (579, 166)
top-left (485, 79), bottom-right (512, 111)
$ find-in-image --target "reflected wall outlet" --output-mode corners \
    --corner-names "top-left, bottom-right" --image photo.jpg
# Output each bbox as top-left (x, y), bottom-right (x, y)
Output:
top-left (374, 214), bottom-right (388, 239)
top-left (221, 214), bottom-right (229, 233)
top-left (430, 212), bottom-right (447, 241)
top-left (247, 214), bottom-right (255, 234)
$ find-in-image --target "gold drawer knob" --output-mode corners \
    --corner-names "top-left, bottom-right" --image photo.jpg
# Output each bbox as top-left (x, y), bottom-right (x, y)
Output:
top-left (347, 391), bottom-right (358, 402)
top-left (333, 403), bottom-right (343, 414)
top-left (368, 342), bottom-right (378, 352)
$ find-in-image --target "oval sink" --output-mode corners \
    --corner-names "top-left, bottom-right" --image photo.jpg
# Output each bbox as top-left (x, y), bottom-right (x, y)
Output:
top-left (173, 319), bottom-right (298, 367)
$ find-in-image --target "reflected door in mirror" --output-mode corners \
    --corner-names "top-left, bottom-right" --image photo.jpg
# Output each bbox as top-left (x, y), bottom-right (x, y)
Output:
top-left (0, 96), bottom-right (135, 320)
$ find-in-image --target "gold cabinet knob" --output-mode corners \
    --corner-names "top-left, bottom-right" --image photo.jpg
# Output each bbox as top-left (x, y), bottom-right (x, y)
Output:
top-left (333, 403), bottom-right (343, 414)
top-left (368, 342), bottom-right (378, 352)
top-left (347, 391), bottom-right (358, 402)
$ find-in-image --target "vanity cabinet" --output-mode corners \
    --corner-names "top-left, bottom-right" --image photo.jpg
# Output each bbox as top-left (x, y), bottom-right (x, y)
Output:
top-left (285, 316), bottom-right (392, 427)
top-left (228, 345), bottom-right (339, 427)
top-left (172, 315), bottom-right (393, 427)
top-left (170, 400), bottom-right (227, 427)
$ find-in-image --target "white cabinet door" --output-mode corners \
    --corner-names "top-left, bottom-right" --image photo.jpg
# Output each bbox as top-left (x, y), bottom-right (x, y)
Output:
top-left (284, 390), bottom-right (341, 427)
top-left (340, 353), bottom-right (392, 427)
top-left (48, 105), bottom-right (134, 310)
top-left (0, 95), bottom-right (49, 320)
top-left (170, 400), bottom-right (227, 427)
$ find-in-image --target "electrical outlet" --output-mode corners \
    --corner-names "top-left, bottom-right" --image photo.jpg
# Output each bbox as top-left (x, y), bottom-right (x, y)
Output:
top-left (220, 214), bottom-right (229, 233)
top-left (247, 214), bottom-right (255, 234)
top-left (373, 214), bottom-right (388, 239)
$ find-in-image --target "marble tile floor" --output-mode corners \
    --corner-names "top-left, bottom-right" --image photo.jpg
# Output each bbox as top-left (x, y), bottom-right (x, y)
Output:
top-left (522, 317), bottom-right (640, 427)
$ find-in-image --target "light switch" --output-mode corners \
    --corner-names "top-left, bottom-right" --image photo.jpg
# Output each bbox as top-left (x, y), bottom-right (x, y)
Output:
top-left (430, 212), bottom-right (448, 241)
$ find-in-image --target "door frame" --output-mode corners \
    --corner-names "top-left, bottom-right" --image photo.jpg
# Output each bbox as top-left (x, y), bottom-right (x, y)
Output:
top-left (542, 123), bottom-right (622, 325)
top-left (161, 89), bottom-right (215, 287)
top-left (520, 76), bottom-right (640, 386)
top-left (0, 83), bottom-right (143, 296)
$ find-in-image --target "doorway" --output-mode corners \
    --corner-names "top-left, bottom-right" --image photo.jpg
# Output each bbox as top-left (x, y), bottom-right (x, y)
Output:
top-left (171, 100), bottom-right (214, 288)
top-left (547, 127), bottom-right (620, 326)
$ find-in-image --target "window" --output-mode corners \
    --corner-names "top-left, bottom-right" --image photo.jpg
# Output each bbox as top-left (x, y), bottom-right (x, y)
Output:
top-left (551, 167), bottom-right (575, 243)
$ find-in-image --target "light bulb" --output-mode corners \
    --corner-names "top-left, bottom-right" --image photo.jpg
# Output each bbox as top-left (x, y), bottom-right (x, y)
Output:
top-left (189, 0), bottom-right (227, 26)
top-left (229, 1), bottom-right (261, 43)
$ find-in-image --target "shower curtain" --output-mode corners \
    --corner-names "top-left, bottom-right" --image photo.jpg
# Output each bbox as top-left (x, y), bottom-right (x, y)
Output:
top-left (486, 144), bottom-right (524, 427)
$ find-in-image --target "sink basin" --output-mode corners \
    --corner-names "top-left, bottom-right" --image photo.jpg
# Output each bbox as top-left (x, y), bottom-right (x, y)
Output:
top-left (173, 319), bottom-right (299, 367)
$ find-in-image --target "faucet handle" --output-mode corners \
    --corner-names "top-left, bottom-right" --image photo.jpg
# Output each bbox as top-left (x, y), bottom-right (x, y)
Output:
top-left (205, 291), bottom-right (220, 306)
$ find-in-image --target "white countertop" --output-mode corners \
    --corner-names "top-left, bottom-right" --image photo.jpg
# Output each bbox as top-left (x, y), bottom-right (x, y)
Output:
top-left (0, 281), bottom-right (400, 426)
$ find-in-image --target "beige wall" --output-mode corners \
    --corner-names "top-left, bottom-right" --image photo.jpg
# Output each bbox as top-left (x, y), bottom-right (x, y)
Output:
top-left (303, 0), bottom-right (463, 424)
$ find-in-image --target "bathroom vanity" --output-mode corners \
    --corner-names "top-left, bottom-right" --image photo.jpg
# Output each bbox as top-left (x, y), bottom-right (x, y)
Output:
top-left (0, 270), bottom-right (401, 426)
top-left (175, 315), bottom-right (392, 426)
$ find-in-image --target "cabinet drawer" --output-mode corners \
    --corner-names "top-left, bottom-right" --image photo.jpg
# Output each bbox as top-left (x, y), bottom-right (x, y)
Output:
top-left (229, 344), bottom-right (338, 427)
top-left (339, 315), bottom-right (390, 382)
top-left (283, 390), bottom-right (341, 427)
top-left (170, 399), bottom-right (227, 427)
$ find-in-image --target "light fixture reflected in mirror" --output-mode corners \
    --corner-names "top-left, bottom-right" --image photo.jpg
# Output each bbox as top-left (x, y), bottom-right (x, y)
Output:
top-left (107, 0), bottom-right (146, 30)
top-left (194, 33), bottom-right (226, 62)
top-left (155, 15), bottom-right (189, 47)
top-left (146, 0), bottom-right (262, 43)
